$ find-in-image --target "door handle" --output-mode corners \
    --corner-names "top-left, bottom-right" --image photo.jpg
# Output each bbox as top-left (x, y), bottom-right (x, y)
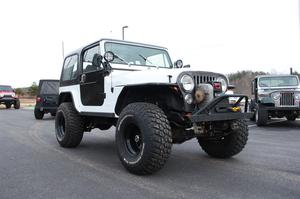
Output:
top-left (80, 74), bottom-right (86, 83)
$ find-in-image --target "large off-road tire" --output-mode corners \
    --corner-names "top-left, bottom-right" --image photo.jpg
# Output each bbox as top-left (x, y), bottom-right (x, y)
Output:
top-left (198, 120), bottom-right (248, 158)
top-left (116, 102), bottom-right (172, 175)
top-left (14, 100), bottom-right (20, 109)
top-left (5, 103), bottom-right (11, 109)
top-left (256, 105), bottom-right (268, 126)
top-left (286, 115), bottom-right (296, 121)
top-left (55, 102), bottom-right (84, 148)
top-left (34, 108), bottom-right (44, 120)
top-left (250, 111), bottom-right (256, 121)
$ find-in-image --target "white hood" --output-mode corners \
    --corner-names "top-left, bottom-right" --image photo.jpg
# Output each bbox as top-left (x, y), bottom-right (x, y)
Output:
top-left (111, 65), bottom-right (225, 87)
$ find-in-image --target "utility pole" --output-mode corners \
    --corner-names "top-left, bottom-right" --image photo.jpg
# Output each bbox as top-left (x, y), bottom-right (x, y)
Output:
top-left (122, 26), bottom-right (128, 40)
top-left (62, 41), bottom-right (65, 60)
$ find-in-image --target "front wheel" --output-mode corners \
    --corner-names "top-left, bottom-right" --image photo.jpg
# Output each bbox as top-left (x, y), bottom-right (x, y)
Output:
top-left (55, 102), bottom-right (84, 148)
top-left (14, 100), bottom-right (20, 109)
top-left (116, 103), bottom-right (172, 175)
top-left (5, 103), bottom-right (11, 109)
top-left (197, 120), bottom-right (248, 158)
top-left (286, 115), bottom-right (296, 121)
top-left (256, 105), bottom-right (268, 126)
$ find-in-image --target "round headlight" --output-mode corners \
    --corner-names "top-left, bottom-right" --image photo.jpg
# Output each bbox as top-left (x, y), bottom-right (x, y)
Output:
top-left (272, 92), bottom-right (280, 100)
top-left (295, 93), bottom-right (300, 100)
top-left (104, 51), bottom-right (114, 62)
top-left (216, 77), bottom-right (228, 93)
top-left (180, 75), bottom-right (195, 92)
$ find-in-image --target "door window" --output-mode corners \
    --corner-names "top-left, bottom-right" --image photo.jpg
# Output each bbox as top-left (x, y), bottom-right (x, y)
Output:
top-left (83, 45), bottom-right (100, 73)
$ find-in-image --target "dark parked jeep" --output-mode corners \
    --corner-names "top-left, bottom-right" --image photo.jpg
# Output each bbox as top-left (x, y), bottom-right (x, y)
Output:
top-left (34, 80), bottom-right (59, 119)
top-left (0, 85), bottom-right (20, 109)
top-left (250, 75), bottom-right (300, 126)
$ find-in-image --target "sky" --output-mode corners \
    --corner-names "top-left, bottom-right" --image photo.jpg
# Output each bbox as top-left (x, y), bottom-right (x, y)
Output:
top-left (0, 0), bottom-right (299, 88)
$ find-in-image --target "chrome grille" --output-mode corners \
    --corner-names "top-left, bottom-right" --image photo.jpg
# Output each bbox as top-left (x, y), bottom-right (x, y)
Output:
top-left (193, 75), bottom-right (216, 85)
top-left (280, 92), bottom-right (295, 106)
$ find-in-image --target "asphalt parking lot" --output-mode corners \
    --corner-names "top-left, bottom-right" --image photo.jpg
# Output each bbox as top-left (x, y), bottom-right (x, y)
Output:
top-left (0, 108), bottom-right (300, 199)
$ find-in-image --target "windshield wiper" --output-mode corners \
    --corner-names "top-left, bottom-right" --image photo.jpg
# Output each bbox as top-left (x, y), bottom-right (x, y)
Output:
top-left (114, 53), bottom-right (130, 65)
top-left (139, 54), bottom-right (158, 68)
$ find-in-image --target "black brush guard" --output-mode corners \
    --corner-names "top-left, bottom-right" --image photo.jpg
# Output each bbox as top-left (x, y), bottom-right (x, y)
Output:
top-left (191, 94), bottom-right (254, 122)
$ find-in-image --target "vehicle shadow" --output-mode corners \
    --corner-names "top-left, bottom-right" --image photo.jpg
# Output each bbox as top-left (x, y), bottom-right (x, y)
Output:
top-left (54, 130), bottom-right (246, 178)
top-left (265, 119), bottom-right (300, 129)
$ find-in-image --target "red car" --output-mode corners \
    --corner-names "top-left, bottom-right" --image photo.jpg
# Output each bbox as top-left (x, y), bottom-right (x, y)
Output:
top-left (0, 85), bottom-right (20, 109)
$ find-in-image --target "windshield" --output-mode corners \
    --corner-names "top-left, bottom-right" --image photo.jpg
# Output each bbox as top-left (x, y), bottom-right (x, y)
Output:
top-left (0, 86), bottom-right (13, 91)
top-left (259, 76), bottom-right (299, 87)
top-left (105, 42), bottom-right (173, 68)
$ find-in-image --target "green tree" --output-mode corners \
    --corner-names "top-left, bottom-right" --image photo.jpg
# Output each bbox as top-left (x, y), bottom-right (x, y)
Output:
top-left (28, 82), bottom-right (38, 96)
top-left (15, 88), bottom-right (24, 96)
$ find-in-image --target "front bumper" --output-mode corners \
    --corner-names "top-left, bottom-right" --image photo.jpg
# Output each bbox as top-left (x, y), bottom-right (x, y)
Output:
top-left (0, 97), bottom-right (18, 104)
top-left (263, 106), bottom-right (300, 111)
top-left (191, 94), bottom-right (253, 122)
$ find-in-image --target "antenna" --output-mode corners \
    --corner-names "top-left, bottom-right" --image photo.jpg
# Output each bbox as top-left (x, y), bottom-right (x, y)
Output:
top-left (62, 41), bottom-right (65, 60)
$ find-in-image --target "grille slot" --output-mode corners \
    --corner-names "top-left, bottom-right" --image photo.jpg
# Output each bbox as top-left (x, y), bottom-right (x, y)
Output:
top-left (193, 75), bottom-right (216, 85)
top-left (280, 92), bottom-right (295, 106)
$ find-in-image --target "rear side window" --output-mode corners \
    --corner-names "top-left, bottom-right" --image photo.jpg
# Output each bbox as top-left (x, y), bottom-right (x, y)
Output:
top-left (62, 55), bottom-right (78, 81)
top-left (40, 81), bottom-right (59, 94)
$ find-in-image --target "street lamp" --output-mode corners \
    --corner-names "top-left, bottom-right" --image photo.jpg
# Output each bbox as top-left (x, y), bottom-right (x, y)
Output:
top-left (122, 26), bottom-right (128, 40)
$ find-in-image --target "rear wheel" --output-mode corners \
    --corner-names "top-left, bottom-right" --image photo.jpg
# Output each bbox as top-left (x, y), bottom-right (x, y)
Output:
top-left (198, 120), bottom-right (248, 158)
top-left (34, 108), bottom-right (44, 120)
top-left (116, 102), bottom-right (172, 175)
top-left (55, 102), bottom-right (84, 148)
top-left (256, 105), bottom-right (268, 126)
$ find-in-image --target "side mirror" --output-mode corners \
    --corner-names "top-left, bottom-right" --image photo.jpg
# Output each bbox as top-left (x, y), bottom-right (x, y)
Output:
top-left (174, 59), bottom-right (183, 68)
top-left (104, 51), bottom-right (114, 62)
top-left (92, 54), bottom-right (103, 68)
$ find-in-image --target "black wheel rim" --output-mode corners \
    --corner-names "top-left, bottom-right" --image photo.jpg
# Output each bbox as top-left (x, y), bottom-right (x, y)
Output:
top-left (124, 123), bottom-right (143, 156)
top-left (56, 112), bottom-right (66, 140)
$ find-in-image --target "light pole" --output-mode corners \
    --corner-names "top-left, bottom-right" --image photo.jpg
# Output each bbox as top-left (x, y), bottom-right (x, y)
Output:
top-left (122, 26), bottom-right (128, 40)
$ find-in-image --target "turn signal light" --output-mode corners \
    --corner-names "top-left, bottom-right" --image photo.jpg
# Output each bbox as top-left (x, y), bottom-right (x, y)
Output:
top-left (213, 82), bottom-right (222, 92)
